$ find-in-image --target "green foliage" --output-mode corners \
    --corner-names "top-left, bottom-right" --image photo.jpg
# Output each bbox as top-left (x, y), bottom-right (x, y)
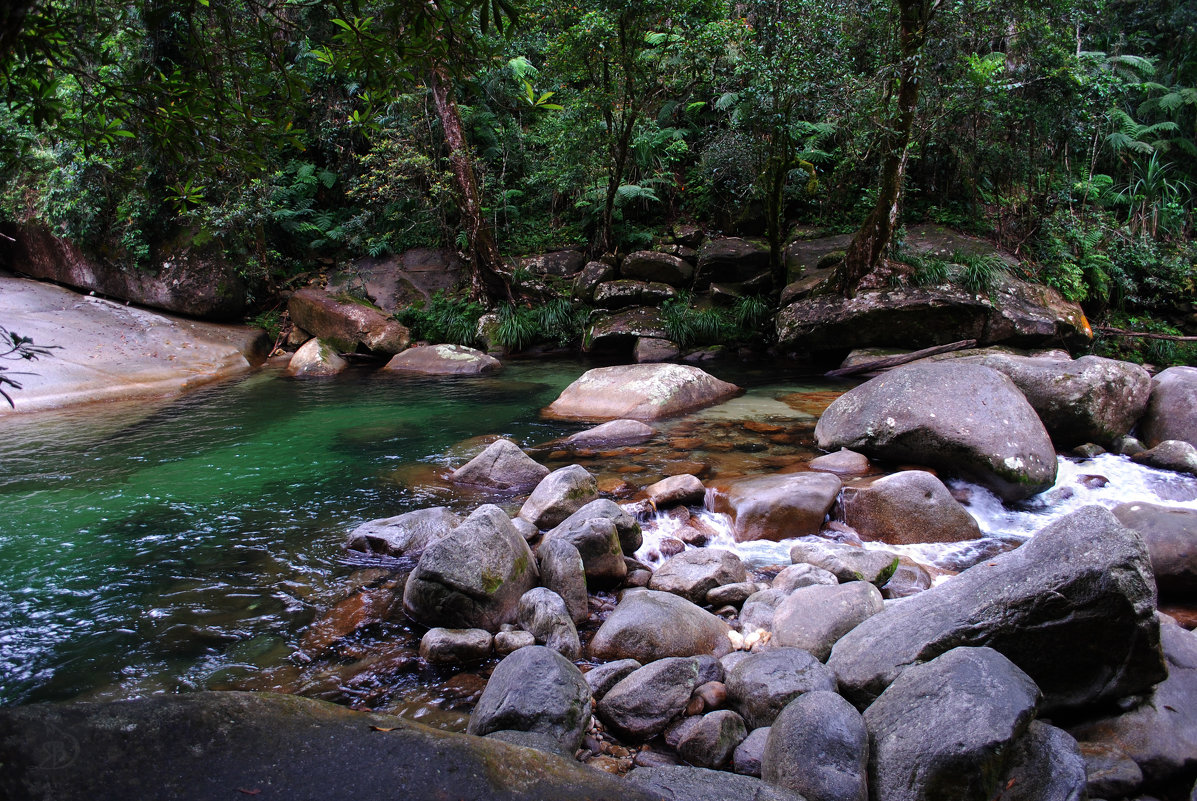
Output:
top-left (395, 292), bottom-right (485, 346)
top-left (1093, 313), bottom-right (1197, 366)
top-left (662, 294), bottom-right (773, 348)
top-left (493, 297), bottom-right (588, 351)
top-left (954, 251), bottom-right (1007, 294)
top-left (249, 310), bottom-right (285, 342)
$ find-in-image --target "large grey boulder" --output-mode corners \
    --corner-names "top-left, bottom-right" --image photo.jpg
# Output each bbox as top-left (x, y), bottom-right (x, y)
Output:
top-left (762, 691), bottom-right (868, 801)
top-left (543, 518), bottom-right (625, 586)
top-left (725, 647), bottom-right (838, 729)
top-left (517, 588), bottom-right (581, 659)
top-left (945, 352), bottom-right (1151, 447)
top-left (1140, 366), bottom-right (1197, 448)
top-left (289, 287), bottom-right (410, 354)
top-left (402, 505), bottom-right (539, 631)
top-left (467, 646), bottom-right (592, 754)
top-left (518, 465), bottom-right (598, 529)
top-left (0, 691), bottom-right (653, 801)
top-left (345, 507), bottom-right (462, 557)
top-left (695, 238), bottom-right (771, 289)
top-left (840, 471), bottom-right (981, 545)
top-left (864, 647), bottom-right (1041, 801)
top-left (543, 364), bottom-right (740, 421)
top-left (649, 549), bottom-right (747, 605)
top-left (828, 506), bottom-right (1165, 712)
top-left (548, 498), bottom-right (642, 557)
top-left (621, 250), bottom-right (695, 287)
top-left (449, 438), bottom-right (548, 491)
top-left (1112, 502), bottom-right (1197, 599)
top-left (589, 589), bottom-right (732, 663)
top-left (627, 765), bottom-right (805, 801)
top-left (536, 538), bottom-right (589, 624)
top-left (597, 657), bottom-right (701, 740)
top-left (676, 710), bottom-right (748, 769)
top-left (788, 541), bottom-right (899, 586)
top-left (815, 361), bottom-right (1057, 501)
top-left (286, 337), bottom-right (348, 377)
top-left (709, 473), bottom-right (842, 542)
top-left (771, 582), bottom-right (885, 661)
top-left (584, 659), bottom-right (641, 702)
top-left (998, 721), bottom-right (1088, 801)
top-left (383, 344), bottom-right (501, 375)
top-left (1133, 439), bottom-right (1197, 476)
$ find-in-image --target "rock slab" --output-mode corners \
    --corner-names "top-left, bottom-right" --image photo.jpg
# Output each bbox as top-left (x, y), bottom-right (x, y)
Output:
top-left (544, 364), bottom-right (740, 421)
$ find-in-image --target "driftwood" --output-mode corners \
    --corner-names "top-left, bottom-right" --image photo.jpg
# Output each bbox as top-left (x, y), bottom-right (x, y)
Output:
top-left (1096, 326), bottom-right (1197, 343)
top-left (824, 339), bottom-right (978, 378)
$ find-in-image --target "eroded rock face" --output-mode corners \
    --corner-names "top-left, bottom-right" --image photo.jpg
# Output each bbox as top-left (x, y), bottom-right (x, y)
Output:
top-left (288, 287), bottom-right (410, 354)
top-left (829, 506), bottom-right (1165, 713)
top-left (709, 472), bottom-right (842, 542)
top-left (815, 361), bottom-right (1057, 501)
top-left (383, 344), bottom-right (501, 375)
top-left (840, 470), bottom-right (981, 545)
top-left (449, 438), bottom-right (547, 491)
top-left (402, 505), bottom-right (539, 631)
top-left (864, 647), bottom-right (1041, 801)
top-left (588, 589), bottom-right (732, 663)
top-left (1141, 366), bottom-right (1197, 448)
top-left (544, 364), bottom-right (741, 421)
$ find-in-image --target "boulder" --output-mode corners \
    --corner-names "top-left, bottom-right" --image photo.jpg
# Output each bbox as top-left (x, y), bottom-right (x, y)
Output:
top-left (597, 657), bottom-right (701, 740)
top-left (734, 726), bottom-right (771, 777)
top-left (707, 582), bottom-right (761, 607)
top-left (585, 659), bottom-right (642, 702)
top-left (467, 646), bottom-right (592, 754)
top-left (772, 563), bottom-right (839, 593)
top-left (880, 560), bottom-right (933, 599)
top-left (345, 507), bottom-right (462, 557)
top-left (516, 250), bottom-right (587, 277)
top-left (418, 627), bottom-right (493, 664)
top-left (644, 474), bottom-right (706, 509)
top-left (788, 541), bottom-right (899, 586)
top-left (326, 248), bottom-right (467, 313)
top-left (775, 273), bottom-right (1091, 353)
top-left (1133, 439), bottom-right (1197, 476)
top-left (543, 518), bottom-right (624, 585)
top-left (544, 364), bottom-right (740, 421)
top-left (1079, 742), bottom-right (1144, 800)
top-left (997, 721), bottom-right (1088, 801)
top-left (695, 238), bottom-right (771, 289)
top-left (494, 629), bottom-right (536, 655)
top-left (585, 307), bottom-right (670, 353)
top-left (383, 344), bottom-right (502, 375)
top-left (286, 338), bottom-right (348, 377)
top-left (1140, 366), bottom-right (1197, 448)
top-left (572, 260), bottom-right (615, 303)
top-left (945, 352), bottom-right (1151, 447)
top-left (536, 538), bottom-right (590, 624)
top-left (288, 287), bottom-right (410, 354)
top-left (828, 506), bottom-right (1165, 712)
top-left (724, 647), bottom-right (838, 729)
top-left (709, 473), bottom-right (842, 542)
top-left (0, 691), bottom-right (651, 801)
top-left (593, 279), bottom-right (677, 309)
top-left (518, 465), bottom-right (599, 529)
top-left (449, 438), bottom-right (548, 491)
top-left (402, 505), bottom-right (539, 631)
top-left (840, 470), bottom-right (981, 545)
top-left (762, 691), bottom-right (868, 801)
top-left (771, 582), bottom-right (885, 661)
top-left (864, 647), bottom-right (1041, 801)
top-left (589, 589), bottom-right (733, 663)
top-left (814, 361), bottom-right (1058, 501)
top-left (676, 710), bottom-right (748, 769)
top-left (621, 250), bottom-right (695, 287)
top-left (634, 337), bottom-right (682, 364)
top-left (549, 498), bottom-right (643, 556)
top-left (809, 449), bottom-right (871, 476)
top-left (562, 419), bottom-right (655, 448)
top-left (738, 589), bottom-right (789, 634)
top-left (1112, 502), bottom-right (1197, 599)
top-left (649, 549), bottom-right (747, 605)
top-left (627, 765), bottom-right (805, 801)
top-left (517, 588), bottom-right (581, 659)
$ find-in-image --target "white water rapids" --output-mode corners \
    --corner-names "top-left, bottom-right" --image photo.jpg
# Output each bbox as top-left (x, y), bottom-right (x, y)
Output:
top-left (635, 454), bottom-right (1197, 576)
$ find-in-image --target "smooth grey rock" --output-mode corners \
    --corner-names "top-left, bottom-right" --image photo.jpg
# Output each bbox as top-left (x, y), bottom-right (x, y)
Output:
top-left (809, 448), bottom-right (871, 476)
top-left (544, 517), bottom-right (624, 586)
top-left (772, 564), bottom-right (839, 593)
top-left (763, 691), bottom-right (867, 801)
top-left (494, 629), bottom-right (536, 655)
top-left (864, 647), bottom-right (1041, 801)
top-left (707, 582), bottom-right (760, 608)
top-left (771, 582), bottom-right (884, 662)
top-left (644, 474), bottom-right (706, 509)
top-left (549, 498), bottom-right (642, 558)
top-left (627, 765), bottom-right (805, 801)
top-left (287, 337), bottom-right (348, 376)
top-left (589, 590), bottom-right (732, 663)
top-left (725, 648), bottom-right (838, 729)
top-left (1113, 502), bottom-right (1197, 599)
top-left (383, 344), bottom-right (500, 375)
top-left (634, 337), bottom-right (682, 363)
top-left (677, 710), bottom-right (748, 769)
top-left (585, 659), bottom-right (641, 702)
top-left (517, 588), bottom-right (581, 659)
top-left (739, 589), bottom-right (788, 634)
top-left (829, 506), bottom-right (1164, 713)
top-left (621, 250), bottom-right (694, 287)
top-left (510, 517), bottom-right (538, 541)
top-left (840, 470), bottom-right (981, 545)
top-left (1141, 366), bottom-right (1197, 448)
top-left (710, 473), bottom-right (842, 542)
top-left (344, 506), bottom-right (461, 557)
top-left (1133, 439), bottom-right (1197, 476)
top-left (1080, 742), bottom-right (1144, 800)
top-left (734, 726), bottom-right (771, 777)
top-left (789, 541), bottom-right (900, 586)
top-left (449, 438), bottom-right (548, 490)
top-left (649, 549), bottom-right (747, 605)
top-left (483, 729), bottom-right (573, 758)
top-left (402, 504), bottom-right (539, 631)
top-left (518, 465), bottom-right (598, 530)
top-left (563, 419), bottom-right (655, 448)
top-left (597, 657), bottom-right (700, 740)
top-left (537, 538), bottom-right (590, 624)
top-left (997, 721), bottom-right (1088, 801)
top-left (418, 627), bottom-right (492, 664)
top-left (467, 646), bottom-right (592, 754)
top-left (544, 364), bottom-right (741, 421)
top-left (814, 361), bottom-right (1058, 501)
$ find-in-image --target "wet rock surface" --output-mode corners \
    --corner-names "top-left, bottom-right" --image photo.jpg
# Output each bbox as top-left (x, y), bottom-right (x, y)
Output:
top-left (544, 363), bottom-right (741, 421)
top-left (710, 472), bottom-right (842, 542)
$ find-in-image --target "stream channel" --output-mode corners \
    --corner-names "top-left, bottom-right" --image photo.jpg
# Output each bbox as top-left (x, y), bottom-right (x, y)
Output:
top-left (2, 358), bottom-right (1195, 725)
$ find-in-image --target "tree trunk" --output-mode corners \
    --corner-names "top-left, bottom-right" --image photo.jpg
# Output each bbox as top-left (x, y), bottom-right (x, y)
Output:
top-left (600, 110), bottom-right (637, 255)
top-left (837, 0), bottom-right (932, 296)
top-left (428, 67), bottom-right (511, 304)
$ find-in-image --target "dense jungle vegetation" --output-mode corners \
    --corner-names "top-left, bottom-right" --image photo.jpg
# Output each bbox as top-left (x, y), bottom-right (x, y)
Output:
top-left (0, 0), bottom-right (1194, 359)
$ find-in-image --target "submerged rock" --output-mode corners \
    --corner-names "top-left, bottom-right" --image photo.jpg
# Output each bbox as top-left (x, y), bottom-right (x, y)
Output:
top-left (544, 364), bottom-right (740, 421)
top-left (814, 361), bottom-right (1058, 501)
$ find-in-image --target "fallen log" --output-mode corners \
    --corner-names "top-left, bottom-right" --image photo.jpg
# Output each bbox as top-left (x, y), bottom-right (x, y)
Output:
top-left (1095, 326), bottom-right (1197, 342)
top-left (824, 339), bottom-right (978, 378)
